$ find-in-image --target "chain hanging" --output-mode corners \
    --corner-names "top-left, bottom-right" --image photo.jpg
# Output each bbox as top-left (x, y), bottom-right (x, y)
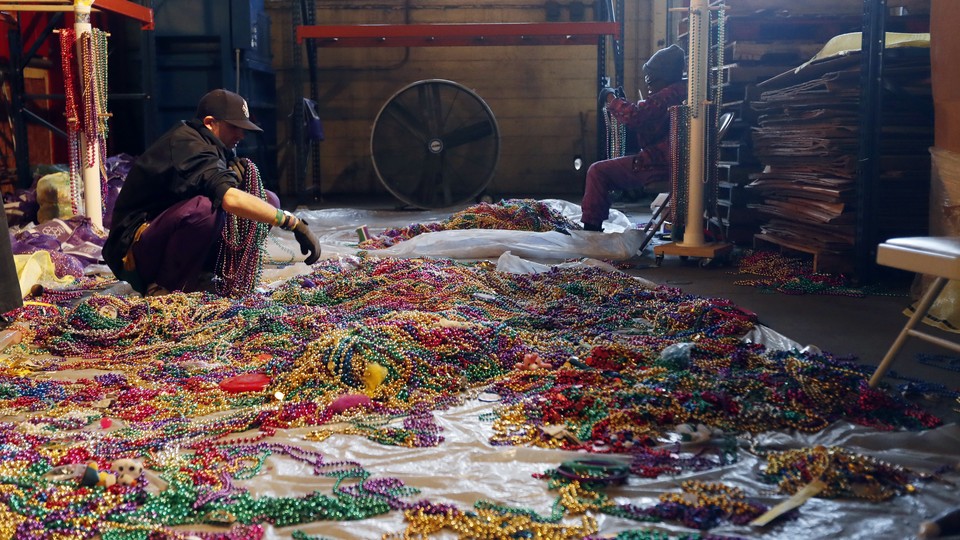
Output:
top-left (216, 159), bottom-right (271, 297)
top-left (669, 104), bottom-right (691, 226)
top-left (603, 106), bottom-right (628, 160)
top-left (60, 29), bottom-right (82, 217)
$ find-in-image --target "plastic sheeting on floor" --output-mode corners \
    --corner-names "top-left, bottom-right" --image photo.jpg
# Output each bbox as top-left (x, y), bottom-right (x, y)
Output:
top-left (254, 201), bottom-right (960, 539)
top-left (10, 200), bottom-right (960, 539)
top-left (262, 199), bottom-right (640, 266)
top-left (200, 408), bottom-right (960, 540)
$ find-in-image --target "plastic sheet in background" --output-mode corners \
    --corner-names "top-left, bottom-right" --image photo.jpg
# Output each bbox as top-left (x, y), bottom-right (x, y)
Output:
top-left (261, 199), bottom-right (638, 265)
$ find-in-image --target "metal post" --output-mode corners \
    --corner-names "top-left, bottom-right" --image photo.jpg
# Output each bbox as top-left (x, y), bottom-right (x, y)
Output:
top-left (679, 0), bottom-right (709, 248)
top-left (8, 28), bottom-right (31, 189)
top-left (856, 0), bottom-right (886, 282)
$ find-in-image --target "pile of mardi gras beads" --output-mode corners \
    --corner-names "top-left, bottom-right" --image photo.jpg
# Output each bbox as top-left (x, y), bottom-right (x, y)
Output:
top-left (6, 256), bottom-right (941, 451)
top-left (734, 250), bottom-right (866, 297)
top-left (482, 342), bottom-right (940, 451)
top-left (0, 247), bottom-right (948, 538)
top-left (0, 425), bottom-right (421, 539)
top-left (603, 480), bottom-right (769, 530)
top-left (357, 198), bottom-right (580, 250)
top-left (387, 483), bottom-right (602, 539)
top-left (759, 445), bottom-right (917, 501)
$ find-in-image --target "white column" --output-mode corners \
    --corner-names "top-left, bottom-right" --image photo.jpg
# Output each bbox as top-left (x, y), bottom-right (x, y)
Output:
top-left (75, 0), bottom-right (103, 230)
top-left (679, 0), bottom-right (709, 248)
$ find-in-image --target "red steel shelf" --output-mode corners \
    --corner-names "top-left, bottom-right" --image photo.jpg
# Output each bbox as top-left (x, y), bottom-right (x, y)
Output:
top-left (296, 22), bottom-right (620, 48)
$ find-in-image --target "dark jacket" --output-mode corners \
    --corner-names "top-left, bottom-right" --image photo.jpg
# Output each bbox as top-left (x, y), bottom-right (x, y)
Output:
top-left (102, 119), bottom-right (240, 274)
top-left (607, 80), bottom-right (687, 168)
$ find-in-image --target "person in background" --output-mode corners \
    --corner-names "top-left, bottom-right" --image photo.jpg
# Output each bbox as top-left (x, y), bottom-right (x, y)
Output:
top-left (581, 44), bottom-right (687, 232)
top-left (103, 88), bottom-right (321, 296)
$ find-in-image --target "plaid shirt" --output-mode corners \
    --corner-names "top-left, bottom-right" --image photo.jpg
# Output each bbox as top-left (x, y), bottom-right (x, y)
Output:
top-left (607, 80), bottom-right (686, 168)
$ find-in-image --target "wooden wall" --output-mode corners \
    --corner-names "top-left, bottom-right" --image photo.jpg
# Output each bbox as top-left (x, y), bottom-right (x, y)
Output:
top-left (932, 0), bottom-right (960, 153)
top-left (266, 0), bottom-right (653, 202)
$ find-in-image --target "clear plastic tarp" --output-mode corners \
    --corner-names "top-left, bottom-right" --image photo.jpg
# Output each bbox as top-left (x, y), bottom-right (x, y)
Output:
top-left (243, 201), bottom-right (960, 539)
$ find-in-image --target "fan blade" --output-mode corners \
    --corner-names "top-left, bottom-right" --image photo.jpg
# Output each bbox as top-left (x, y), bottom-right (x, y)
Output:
top-left (382, 102), bottom-right (430, 142)
top-left (419, 82), bottom-right (445, 137)
top-left (441, 120), bottom-right (494, 151)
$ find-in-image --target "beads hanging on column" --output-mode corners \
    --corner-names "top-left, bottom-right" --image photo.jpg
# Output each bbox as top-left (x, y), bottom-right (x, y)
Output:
top-left (60, 27), bottom-right (110, 220)
top-left (92, 29), bottom-right (110, 211)
top-left (706, 6), bottom-right (727, 216)
top-left (59, 29), bottom-right (82, 217)
top-left (669, 104), bottom-right (690, 227)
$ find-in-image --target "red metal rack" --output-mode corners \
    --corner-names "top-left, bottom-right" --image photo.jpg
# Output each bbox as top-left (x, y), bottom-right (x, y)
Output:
top-left (296, 22), bottom-right (619, 48)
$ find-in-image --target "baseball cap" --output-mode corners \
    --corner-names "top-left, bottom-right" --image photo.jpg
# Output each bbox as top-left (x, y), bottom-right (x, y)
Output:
top-left (196, 89), bottom-right (263, 132)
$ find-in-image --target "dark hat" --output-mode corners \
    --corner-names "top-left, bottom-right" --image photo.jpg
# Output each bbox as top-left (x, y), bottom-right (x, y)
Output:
top-left (642, 44), bottom-right (685, 83)
top-left (196, 89), bottom-right (262, 132)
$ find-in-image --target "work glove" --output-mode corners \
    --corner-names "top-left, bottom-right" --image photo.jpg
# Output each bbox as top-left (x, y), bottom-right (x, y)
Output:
top-left (598, 86), bottom-right (618, 107)
top-left (292, 218), bottom-right (322, 265)
top-left (598, 86), bottom-right (627, 108)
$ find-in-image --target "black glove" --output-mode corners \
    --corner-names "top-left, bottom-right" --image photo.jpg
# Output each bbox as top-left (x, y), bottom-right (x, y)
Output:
top-left (615, 86), bottom-right (626, 99)
top-left (292, 218), bottom-right (321, 265)
top-left (598, 87), bottom-right (618, 107)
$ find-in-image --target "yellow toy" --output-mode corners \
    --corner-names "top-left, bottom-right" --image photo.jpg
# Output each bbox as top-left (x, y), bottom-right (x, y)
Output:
top-left (363, 363), bottom-right (388, 396)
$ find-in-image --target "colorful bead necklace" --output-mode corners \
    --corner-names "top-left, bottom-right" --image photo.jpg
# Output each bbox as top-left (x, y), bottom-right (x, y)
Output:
top-left (216, 158), bottom-right (270, 297)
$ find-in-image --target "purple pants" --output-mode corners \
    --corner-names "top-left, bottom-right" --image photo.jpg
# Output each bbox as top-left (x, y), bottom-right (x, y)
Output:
top-left (580, 155), bottom-right (668, 227)
top-left (132, 191), bottom-right (279, 293)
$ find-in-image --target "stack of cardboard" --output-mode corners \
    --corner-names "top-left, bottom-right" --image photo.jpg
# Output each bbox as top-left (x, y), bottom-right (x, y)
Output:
top-left (747, 42), bottom-right (933, 261)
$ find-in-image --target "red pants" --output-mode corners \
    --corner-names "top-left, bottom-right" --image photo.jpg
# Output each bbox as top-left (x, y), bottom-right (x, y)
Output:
top-left (580, 155), bottom-right (668, 227)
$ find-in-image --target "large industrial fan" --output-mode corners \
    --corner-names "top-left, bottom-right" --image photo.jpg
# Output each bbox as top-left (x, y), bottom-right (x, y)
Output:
top-left (371, 79), bottom-right (500, 209)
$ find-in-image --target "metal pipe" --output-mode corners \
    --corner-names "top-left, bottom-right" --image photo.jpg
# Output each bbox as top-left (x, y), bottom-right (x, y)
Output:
top-left (679, 0), bottom-right (708, 248)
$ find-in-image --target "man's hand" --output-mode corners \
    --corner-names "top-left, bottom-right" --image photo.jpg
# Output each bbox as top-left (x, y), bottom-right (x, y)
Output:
top-left (598, 86), bottom-right (627, 108)
top-left (292, 219), bottom-right (321, 265)
top-left (598, 87), bottom-right (618, 107)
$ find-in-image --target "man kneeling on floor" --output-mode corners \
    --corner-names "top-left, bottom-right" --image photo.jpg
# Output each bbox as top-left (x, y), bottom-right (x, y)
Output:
top-left (103, 89), bottom-right (321, 296)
